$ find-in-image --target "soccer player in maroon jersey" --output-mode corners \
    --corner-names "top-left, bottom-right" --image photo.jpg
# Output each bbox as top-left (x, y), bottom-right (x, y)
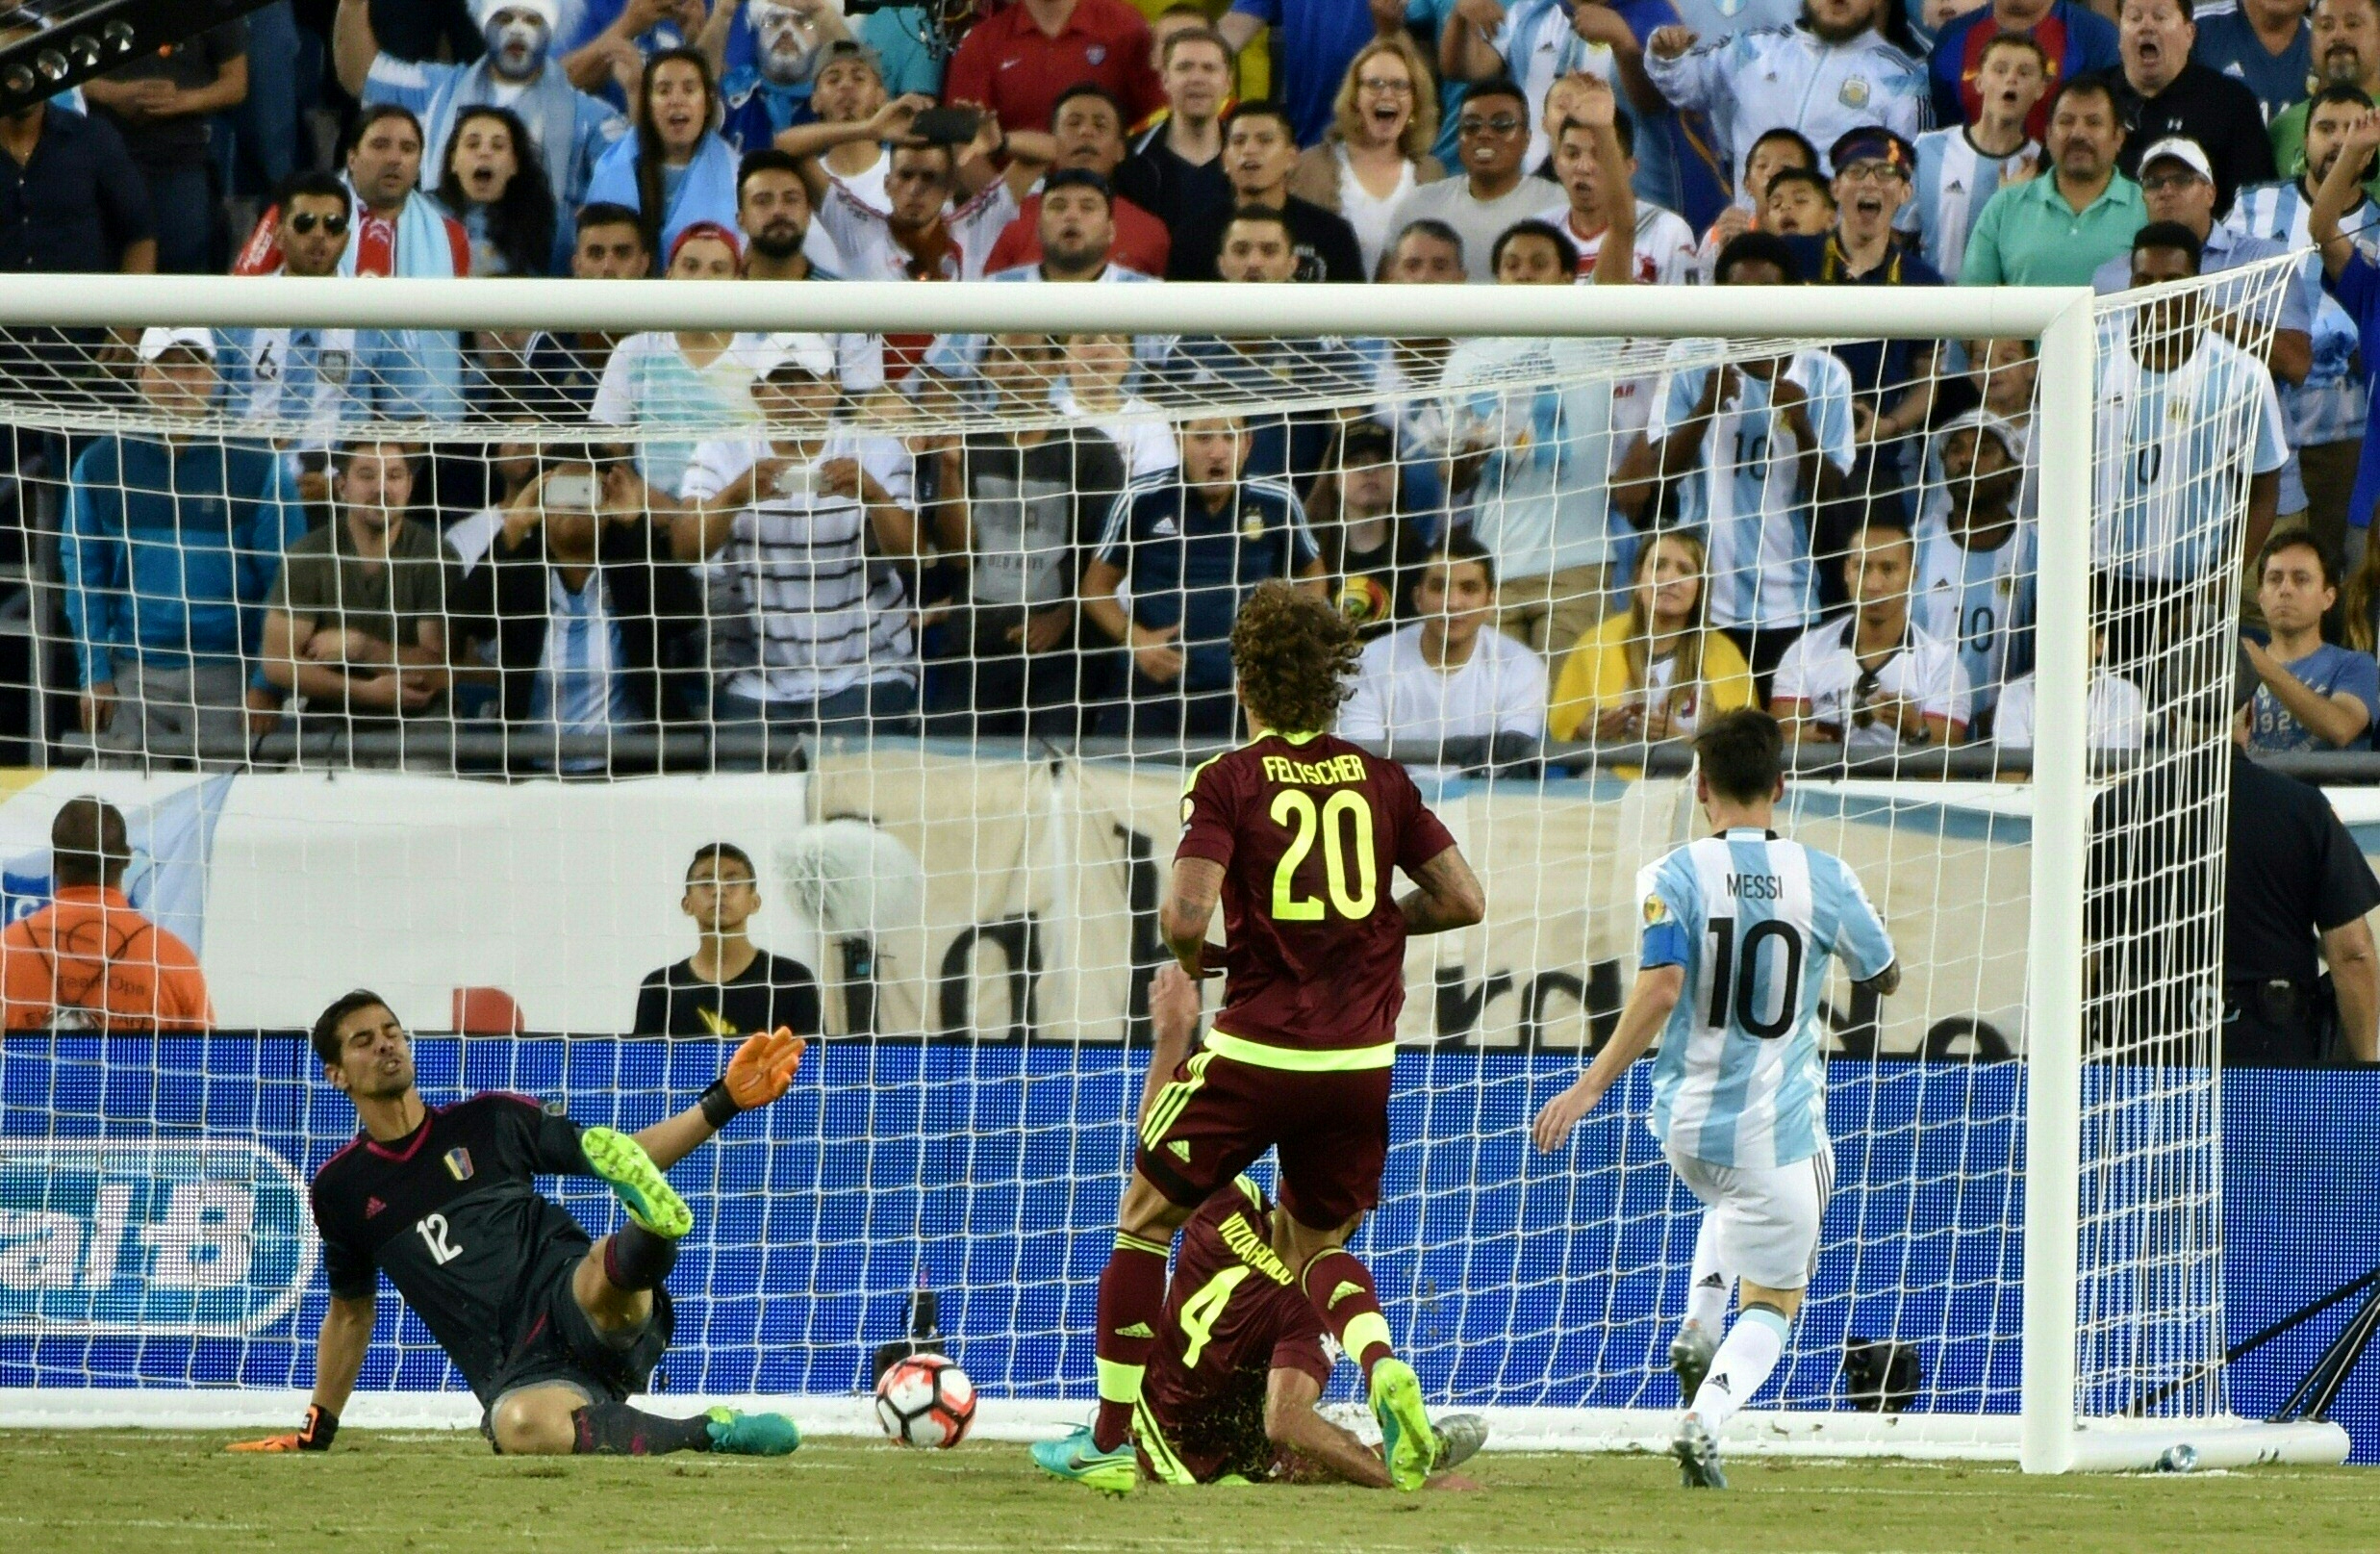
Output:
top-left (230, 991), bottom-right (805, 1458)
top-left (1130, 968), bottom-right (1490, 1488)
top-left (1032, 580), bottom-right (1486, 1493)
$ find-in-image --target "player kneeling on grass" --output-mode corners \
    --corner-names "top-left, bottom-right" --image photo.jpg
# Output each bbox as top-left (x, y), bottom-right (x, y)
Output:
top-left (1129, 966), bottom-right (1489, 1489)
top-left (1032, 581), bottom-right (1487, 1495)
top-left (232, 990), bottom-right (807, 1459)
top-left (1531, 709), bottom-right (1898, 1490)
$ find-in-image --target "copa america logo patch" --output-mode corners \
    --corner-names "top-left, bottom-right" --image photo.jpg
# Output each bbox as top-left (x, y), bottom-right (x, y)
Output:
top-left (443, 1147), bottom-right (474, 1182)
top-left (1643, 894), bottom-right (1670, 926)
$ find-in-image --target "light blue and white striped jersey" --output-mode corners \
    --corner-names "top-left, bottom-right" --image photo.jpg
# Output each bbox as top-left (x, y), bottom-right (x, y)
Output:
top-left (1913, 521), bottom-right (2037, 716)
top-left (2224, 180), bottom-right (2380, 450)
top-left (1639, 829), bottom-right (1896, 1169)
top-left (221, 326), bottom-right (362, 450)
top-left (1910, 127), bottom-right (2039, 284)
top-left (2090, 329), bottom-right (2289, 581)
top-left (1650, 344), bottom-right (1857, 630)
top-left (1443, 336), bottom-right (1630, 578)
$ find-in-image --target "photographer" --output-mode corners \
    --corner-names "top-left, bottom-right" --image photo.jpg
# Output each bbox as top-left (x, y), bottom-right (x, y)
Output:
top-left (461, 443), bottom-right (703, 768)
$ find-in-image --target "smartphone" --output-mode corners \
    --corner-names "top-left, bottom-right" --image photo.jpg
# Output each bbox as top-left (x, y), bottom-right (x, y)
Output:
top-left (772, 463), bottom-right (819, 499)
top-left (544, 472), bottom-right (597, 511)
top-left (910, 106), bottom-right (981, 145)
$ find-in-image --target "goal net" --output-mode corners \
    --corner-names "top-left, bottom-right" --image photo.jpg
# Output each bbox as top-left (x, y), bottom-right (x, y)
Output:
top-left (0, 264), bottom-right (2345, 1471)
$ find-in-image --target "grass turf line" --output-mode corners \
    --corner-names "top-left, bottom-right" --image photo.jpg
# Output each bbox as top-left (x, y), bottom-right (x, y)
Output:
top-left (0, 1431), bottom-right (2367, 1553)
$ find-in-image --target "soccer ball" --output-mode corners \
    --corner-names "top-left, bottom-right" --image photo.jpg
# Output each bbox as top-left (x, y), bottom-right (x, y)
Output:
top-left (874, 1354), bottom-right (976, 1448)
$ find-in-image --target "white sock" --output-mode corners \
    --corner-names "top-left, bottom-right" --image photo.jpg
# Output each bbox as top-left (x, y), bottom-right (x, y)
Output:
top-left (1689, 1306), bottom-right (1790, 1430)
top-left (1683, 1218), bottom-right (1731, 1337)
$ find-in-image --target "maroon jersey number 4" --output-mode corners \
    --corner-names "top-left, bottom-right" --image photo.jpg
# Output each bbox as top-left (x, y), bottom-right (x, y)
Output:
top-left (1176, 731), bottom-right (1457, 1058)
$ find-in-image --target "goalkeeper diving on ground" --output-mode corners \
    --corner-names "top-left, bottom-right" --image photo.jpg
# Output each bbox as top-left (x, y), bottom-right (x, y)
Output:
top-left (1532, 708), bottom-right (1899, 1490)
top-left (232, 991), bottom-right (807, 1458)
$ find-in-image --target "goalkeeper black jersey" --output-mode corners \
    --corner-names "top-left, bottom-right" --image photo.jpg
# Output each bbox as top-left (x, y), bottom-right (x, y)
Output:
top-left (310, 1094), bottom-right (596, 1401)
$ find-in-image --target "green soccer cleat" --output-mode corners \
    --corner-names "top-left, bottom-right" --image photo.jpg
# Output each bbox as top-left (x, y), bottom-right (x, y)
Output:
top-left (1670, 1321), bottom-right (1717, 1404)
top-left (1368, 1357), bottom-right (1434, 1492)
top-left (1672, 1413), bottom-right (1727, 1490)
top-left (581, 1126), bottom-right (694, 1240)
top-left (1028, 1427), bottom-right (1137, 1495)
top-left (1431, 1414), bottom-right (1490, 1474)
top-left (704, 1407), bottom-right (800, 1457)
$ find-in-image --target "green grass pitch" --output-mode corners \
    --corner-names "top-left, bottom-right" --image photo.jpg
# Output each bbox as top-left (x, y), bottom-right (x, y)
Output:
top-left (1, 1432), bottom-right (2372, 1553)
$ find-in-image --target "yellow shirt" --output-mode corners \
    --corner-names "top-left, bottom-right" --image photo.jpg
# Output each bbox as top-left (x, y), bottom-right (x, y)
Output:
top-left (1547, 614), bottom-right (1759, 741)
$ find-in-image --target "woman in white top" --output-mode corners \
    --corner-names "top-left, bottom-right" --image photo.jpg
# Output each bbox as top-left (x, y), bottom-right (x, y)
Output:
top-left (591, 223), bottom-right (771, 497)
top-left (1290, 36), bottom-right (1447, 282)
top-left (1338, 536), bottom-right (1548, 759)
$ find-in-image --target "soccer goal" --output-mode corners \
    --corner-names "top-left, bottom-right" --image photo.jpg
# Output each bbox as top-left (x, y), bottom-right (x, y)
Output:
top-left (0, 260), bottom-right (2345, 1473)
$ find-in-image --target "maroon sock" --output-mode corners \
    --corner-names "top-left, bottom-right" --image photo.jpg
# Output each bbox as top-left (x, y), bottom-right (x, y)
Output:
top-left (1303, 1248), bottom-right (1394, 1384)
top-left (568, 1402), bottom-right (711, 1456)
top-left (1091, 1236), bottom-right (1169, 1452)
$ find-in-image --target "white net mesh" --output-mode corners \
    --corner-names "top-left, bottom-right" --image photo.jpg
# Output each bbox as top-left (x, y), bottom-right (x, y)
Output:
top-left (0, 256), bottom-right (2317, 1459)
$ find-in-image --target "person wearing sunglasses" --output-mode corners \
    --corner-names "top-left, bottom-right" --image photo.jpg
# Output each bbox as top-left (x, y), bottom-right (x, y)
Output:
top-left (1386, 77), bottom-right (1564, 280)
top-left (221, 170), bottom-right (368, 501)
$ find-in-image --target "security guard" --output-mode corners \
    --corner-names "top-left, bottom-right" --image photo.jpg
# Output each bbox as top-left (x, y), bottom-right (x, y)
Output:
top-left (2090, 648), bottom-right (2380, 1064)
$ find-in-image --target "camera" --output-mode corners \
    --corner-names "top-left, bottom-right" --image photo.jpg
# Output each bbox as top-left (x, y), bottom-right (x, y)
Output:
top-left (772, 463), bottom-right (820, 498)
top-left (544, 472), bottom-right (597, 512)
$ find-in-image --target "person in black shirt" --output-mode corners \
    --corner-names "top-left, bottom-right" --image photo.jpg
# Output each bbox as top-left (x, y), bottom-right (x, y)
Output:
top-left (2089, 648), bottom-right (2380, 1064)
top-left (1117, 27), bottom-right (1235, 280)
top-left (1316, 420), bottom-right (1431, 639)
top-left (1171, 101), bottom-right (1367, 283)
top-left (634, 843), bottom-right (824, 1037)
top-left (2094, 0), bottom-right (2275, 209)
top-left (231, 991), bottom-right (806, 1457)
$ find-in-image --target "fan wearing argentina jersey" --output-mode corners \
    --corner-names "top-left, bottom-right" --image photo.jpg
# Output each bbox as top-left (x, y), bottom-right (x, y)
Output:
top-left (1912, 413), bottom-right (2037, 731)
top-left (1908, 36), bottom-right (2046, 281)
top-left (230, 992), bottom-right (806, 1459)
top-left (1532, 708), bottom-right (1899, 1490)
top-left (1640, 233), bottom-right (1858, 688)
top-left (2093, 221), bottom-right (2287, 679)
top-left (220, 173), bottom-right (367, 483)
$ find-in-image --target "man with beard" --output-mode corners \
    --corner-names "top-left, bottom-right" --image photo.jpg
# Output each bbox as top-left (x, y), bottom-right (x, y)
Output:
top-left (336, 0), bottom-right (625, 212)
top-left (258, 442), bottom-right (457, 744)
top-left (738, 149), bottom-right (887, 394)
top-left (720, 0), bottom-right (845, 151)
top-left (1913, 412), bottom-right (2037, 737)
top-left (2273, 0), bottom-right (2380, 196)
top-left (1645, 0), bottom-right (1927, 199)
top-left (2230, 86), bottom-right (2380, 560)
top-left (1961, 75), bottom-right (2144, 284)
top-left (222, 173), bottom-right (366, 497)
top-left (988, 84), bottom-right (1175, 276)
top-left (2089, 0), bottom-right (2272, 207)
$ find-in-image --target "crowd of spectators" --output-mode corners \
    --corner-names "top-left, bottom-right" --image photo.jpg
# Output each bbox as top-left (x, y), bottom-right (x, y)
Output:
top-left (13, 0), bottom-right (2380, 768)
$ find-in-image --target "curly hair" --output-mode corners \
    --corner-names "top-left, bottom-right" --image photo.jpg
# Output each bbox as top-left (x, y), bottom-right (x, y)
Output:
top-left (1230, 579), bottom-right (1361, 735)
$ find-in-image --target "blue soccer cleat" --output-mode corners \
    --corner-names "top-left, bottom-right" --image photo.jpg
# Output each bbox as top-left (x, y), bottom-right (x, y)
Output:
top-left (705, 1407), bottom-right (800, 1456)
top-left (1028, 1426), bottom-right (1137, 1494)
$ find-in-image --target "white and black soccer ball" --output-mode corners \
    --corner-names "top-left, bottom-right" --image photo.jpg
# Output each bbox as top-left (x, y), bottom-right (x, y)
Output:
top-left (874, 1354), bottom-right (976, 1449)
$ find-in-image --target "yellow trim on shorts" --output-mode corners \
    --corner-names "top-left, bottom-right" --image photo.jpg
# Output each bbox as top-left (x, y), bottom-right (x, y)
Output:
top-left (1140, 1049), bottom-right (1217, 1149)
top-left (1203, 1028), bottom-right (1397, 1072)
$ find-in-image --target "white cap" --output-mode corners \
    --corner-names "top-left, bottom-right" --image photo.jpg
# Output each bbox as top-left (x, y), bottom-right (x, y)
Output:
top-left (1930, 408), bottom-right (2023, 465)
top-left (2138, 136), bottom-right (2214, 185)
top-left (472, 0), bottom-right (563, 31)
top-left (751, 333), bottom-right (838, 382)
top-left (136, 326), bottom-right (215, 363)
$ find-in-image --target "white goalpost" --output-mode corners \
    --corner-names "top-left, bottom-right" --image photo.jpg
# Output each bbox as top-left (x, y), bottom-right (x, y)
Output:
top-left (0, 268), bottom-right (2346, 1471)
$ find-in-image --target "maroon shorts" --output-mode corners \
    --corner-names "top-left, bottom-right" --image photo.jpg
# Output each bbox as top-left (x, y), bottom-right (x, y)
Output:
top-left (1134, 1049), bottom-right (1391, 1230)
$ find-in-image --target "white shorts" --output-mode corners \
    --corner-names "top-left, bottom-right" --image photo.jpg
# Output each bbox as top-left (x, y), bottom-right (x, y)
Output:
top-left (1665, 1140), bottom-right (1834, 1293)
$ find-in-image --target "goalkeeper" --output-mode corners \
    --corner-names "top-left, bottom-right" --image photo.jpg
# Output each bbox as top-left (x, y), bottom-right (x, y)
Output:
top-left (233, 990), bottom-right (805, 1458)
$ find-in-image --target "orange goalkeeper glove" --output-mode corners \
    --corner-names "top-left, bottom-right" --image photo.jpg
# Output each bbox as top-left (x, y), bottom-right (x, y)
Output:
top-left (699, 1028), bottom-right (807, 1126)
top-left (227, 1404), bottom-right (338, 1453)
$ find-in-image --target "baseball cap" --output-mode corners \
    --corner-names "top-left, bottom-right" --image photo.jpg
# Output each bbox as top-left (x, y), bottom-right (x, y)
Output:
top-left (2139, 137), bottom-right (2215, 184)
top-left (1828, 126), bottom-right (1914, 174)
top-left (137, 326), bottom-right (215, 362)
top-left (751, 332), bottom-right (838, 381)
